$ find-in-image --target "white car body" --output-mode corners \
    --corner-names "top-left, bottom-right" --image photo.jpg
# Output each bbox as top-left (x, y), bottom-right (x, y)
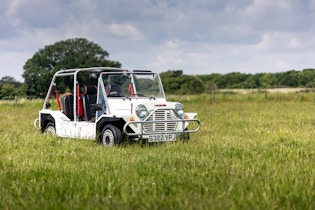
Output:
top-left (34, 67), bottom-right (200, 145)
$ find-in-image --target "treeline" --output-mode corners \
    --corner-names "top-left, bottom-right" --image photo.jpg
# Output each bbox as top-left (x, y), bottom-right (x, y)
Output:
top-left (161, 68), bottom-right (315, 94)
top-left (2, 68), bottom-right (315, 98)
top-left (0, 76), bottom-right (25, 99)
top-left (197, 68), bottom-right (315, 89)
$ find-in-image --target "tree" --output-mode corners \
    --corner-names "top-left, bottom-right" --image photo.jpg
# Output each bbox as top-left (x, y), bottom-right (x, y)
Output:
top-left (160, 70), bottom-right (183, 93)
top-left (0, 76), bottom-right (16, 83)
top-left (297, 69), bottom-right (315, 87)
top-left (160, 70), bottom-right (205, 94)
top-left (275, 70), bottom-right (299, 87)
top-left (0, 76), bottom-right (25, 99)
top-left (241, 74), bottom-right (259, 88)
top-left (259, 73), bottom-right (276, 88)
top-left (178, 75), bottom-right (205, 94)
top-left (22, 38), bottom-right (121, 97)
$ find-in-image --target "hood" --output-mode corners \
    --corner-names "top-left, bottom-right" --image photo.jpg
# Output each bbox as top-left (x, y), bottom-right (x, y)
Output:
top-left (107, 97), bottom-right (180, 117)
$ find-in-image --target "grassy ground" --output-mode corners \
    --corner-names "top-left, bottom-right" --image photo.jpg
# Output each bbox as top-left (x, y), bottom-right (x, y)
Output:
top-left (1, 93), bottom-right (315, 209)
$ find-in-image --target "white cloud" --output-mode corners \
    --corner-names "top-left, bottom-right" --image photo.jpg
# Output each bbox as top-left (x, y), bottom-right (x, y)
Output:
top-left (107, 23), bottom-right (143, 40)
top-left (1, 0), bottom-right (315, 82)
top-left (288, 37), bottom-right (301, 49)
top-left (254, 34), bottom-right (271, 51)
top-left (150, 39), bottom-right (186, 69)
top-left (276, 60), bottom-right (292, 70)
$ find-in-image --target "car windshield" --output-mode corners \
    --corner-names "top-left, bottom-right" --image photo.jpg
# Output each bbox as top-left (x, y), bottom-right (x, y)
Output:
top-left (101, 72), bottom-right (164, 98)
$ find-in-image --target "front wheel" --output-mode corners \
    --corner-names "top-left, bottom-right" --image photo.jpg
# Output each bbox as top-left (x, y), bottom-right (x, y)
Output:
top-left (45, 122), bottom-right (56, 135)
top-left (100, 124), bottom-right (122, 146)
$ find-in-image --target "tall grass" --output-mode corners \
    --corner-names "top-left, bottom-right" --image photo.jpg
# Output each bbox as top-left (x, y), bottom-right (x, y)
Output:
top-left (1, 93), bottom-right (315, 209)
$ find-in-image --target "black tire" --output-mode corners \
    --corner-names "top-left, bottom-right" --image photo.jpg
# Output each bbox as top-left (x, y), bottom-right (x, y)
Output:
top-left (45, 122), bottom-right (56, 135)
top-left (100, 124), bottom-right (122, 146)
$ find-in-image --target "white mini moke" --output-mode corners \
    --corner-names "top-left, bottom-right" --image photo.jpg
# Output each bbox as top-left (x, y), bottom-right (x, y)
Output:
top-left (34, 67), bottom-right (200, 146)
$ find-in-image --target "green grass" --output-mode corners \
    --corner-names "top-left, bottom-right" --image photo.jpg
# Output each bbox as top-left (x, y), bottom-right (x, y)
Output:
top-left (1, 93), bottom-right (315, 209)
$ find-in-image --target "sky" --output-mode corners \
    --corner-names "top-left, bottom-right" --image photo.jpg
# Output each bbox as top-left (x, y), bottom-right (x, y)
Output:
top-left (1, 0), bottom-right (315, 82)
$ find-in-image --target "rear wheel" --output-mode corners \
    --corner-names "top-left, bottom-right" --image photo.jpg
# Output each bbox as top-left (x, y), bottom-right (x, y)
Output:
top-left (45, 122), bottom-right (56, 135)
top-left (100, 124), bottom-right (122, 146)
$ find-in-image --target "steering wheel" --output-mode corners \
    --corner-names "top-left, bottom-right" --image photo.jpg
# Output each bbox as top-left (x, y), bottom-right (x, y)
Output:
top-left (107, 91), bottom-right (124, 97)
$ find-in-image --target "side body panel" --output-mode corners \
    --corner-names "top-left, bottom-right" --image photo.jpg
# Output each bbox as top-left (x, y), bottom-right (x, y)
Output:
top-left (40, 110), bottom-right (96, 140)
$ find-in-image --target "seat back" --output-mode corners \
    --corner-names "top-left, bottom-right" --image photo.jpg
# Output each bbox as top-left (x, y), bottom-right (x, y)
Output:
top-left (62, 94), bottom-right (74, 120)
top-left (83, 85), bottom-right (97, 121)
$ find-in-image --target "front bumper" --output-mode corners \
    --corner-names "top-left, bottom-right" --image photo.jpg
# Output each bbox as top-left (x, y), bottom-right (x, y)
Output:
top-left (123, 118), bottom-right (200, 137)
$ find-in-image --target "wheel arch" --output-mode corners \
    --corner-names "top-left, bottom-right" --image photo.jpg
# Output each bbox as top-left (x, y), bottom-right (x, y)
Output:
top-left (40, 114), bottom-right (55, 133)
top-left (96, 117), bottom-right (126, 141)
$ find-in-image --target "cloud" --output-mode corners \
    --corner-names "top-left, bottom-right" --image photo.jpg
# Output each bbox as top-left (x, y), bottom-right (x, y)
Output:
top-left (288, 37), bottom-right (301, 49)
top-left (107, 23), bottom-right (143, 40)
top-left (1, 0), bottom-right (315, 82)
top-left (254, 33), bottom-right (271, 51)
top-left (5, 0), bottom-right (65, 28)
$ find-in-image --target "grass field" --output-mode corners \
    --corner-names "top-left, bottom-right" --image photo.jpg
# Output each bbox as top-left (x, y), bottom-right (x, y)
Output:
top-left (1, 92), bottom-right (315, 209)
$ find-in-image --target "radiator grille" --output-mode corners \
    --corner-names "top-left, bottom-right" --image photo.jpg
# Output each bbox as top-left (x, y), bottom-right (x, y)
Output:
top-left (143, 109), bottom-right (178, 133)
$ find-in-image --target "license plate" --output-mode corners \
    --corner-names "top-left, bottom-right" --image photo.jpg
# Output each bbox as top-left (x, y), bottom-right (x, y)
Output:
top-left (148, 134), bottom-right (176, 142)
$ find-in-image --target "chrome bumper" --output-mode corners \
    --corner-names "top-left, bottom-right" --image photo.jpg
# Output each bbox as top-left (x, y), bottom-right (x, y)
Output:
top-left (123, 118), bottom-right (201, 136)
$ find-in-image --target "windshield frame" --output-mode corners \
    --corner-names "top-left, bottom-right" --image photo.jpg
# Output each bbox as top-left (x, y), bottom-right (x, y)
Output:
top-left (99, 71), bottom-right (166, 99)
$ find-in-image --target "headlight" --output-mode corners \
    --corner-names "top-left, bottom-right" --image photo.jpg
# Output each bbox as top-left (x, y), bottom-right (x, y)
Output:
top-left (175, 103), bottom-right (184, 117)
top-left (135, 104), bottom-right (149, 120)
